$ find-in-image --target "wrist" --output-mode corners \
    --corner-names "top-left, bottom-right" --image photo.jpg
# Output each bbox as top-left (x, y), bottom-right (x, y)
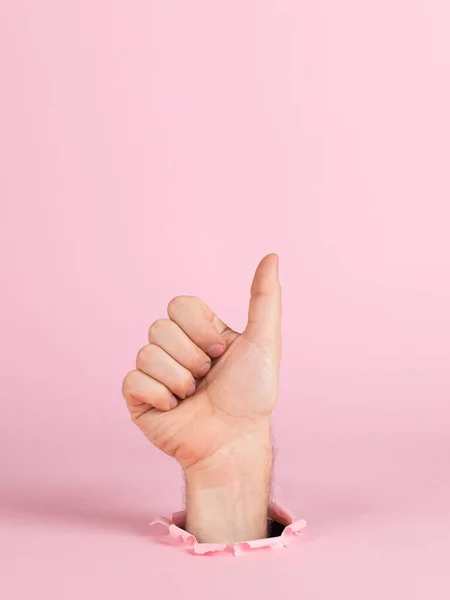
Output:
top-left (184, 420), bottom-right (272, 489)
top-left (183, 420), bottom-right (273, 544)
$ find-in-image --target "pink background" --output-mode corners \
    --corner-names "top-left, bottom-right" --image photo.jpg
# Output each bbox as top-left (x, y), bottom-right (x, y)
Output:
top-left (1, 1), bottom-right (449, 598)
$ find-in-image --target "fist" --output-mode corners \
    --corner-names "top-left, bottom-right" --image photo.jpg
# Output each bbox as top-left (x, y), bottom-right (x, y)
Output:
top-left (122, 254), bottom-right (281, 470)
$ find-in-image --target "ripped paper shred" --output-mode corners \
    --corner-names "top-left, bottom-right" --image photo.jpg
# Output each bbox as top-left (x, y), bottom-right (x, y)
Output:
top-left (149, 500), bottom-right (306, 556)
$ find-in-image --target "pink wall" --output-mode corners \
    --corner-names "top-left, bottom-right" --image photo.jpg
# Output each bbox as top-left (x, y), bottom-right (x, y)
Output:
top-left (1, 1), bottom-right (449, 598)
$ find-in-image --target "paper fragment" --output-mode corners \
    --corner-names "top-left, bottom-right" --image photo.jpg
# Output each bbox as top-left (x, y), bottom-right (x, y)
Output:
top-left (149, 501), bottom-right (306, 556)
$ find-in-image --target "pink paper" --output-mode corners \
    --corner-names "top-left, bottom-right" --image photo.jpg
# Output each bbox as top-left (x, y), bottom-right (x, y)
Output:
top-left (149, 501), bottom-right (306, 556)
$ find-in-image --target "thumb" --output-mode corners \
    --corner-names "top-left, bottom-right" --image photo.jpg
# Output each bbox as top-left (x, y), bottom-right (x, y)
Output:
top-left (244, 253), bottom-right (281, 346)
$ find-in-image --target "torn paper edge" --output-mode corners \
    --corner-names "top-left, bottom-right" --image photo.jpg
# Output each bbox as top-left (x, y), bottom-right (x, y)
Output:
top-left (149, 501), bottom-right (306, 556)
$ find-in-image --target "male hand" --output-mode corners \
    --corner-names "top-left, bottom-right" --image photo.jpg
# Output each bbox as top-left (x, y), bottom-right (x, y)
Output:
top-left (122, 254), bottom-right (281, 543)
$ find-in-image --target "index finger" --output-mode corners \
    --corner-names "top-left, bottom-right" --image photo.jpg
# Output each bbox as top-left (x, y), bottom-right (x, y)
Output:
top-left (167, 296), bottom-right (235, 358)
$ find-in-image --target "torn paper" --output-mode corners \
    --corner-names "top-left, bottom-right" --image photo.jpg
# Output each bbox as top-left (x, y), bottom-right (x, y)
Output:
top-left (149, 500), bottom-right (306, 556)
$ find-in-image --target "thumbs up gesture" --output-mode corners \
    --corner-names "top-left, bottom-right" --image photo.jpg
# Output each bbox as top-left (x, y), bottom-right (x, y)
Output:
top-left (122, 254), bottom-right (281, 542)
top-left (123, 253), bottom-right (281, 467)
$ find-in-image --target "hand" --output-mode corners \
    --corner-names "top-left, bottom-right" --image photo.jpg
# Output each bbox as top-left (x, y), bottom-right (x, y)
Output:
top-left (122, 254), bottom-right (281, 471)
top-left (122, 253), bottom-right (282, 543)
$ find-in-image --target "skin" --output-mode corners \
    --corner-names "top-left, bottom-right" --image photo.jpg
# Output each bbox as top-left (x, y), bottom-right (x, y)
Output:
top-left (122, 253), bottom-right (281, 543)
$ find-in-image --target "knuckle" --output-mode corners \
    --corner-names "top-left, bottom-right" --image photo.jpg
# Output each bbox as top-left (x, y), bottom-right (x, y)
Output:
top-left (180, 373), bottom-right (194, 393)
top-left (185, 350), bottom-right (204, 368)
top-left (167, 295), bottom-right (192, 316)
top-left (136, 344), bottom-right (155, 367)
top-left (256, 337), bottom-right (279, 359)
top-left (122, 370), bottom-right (137, 397)
top-left (151, 388), bottom-right (172, 412)
top-left (184, 352), bottom-right (199, 367)
top-left (183, 372), bottom-right (194, 387)
top-left (148, 318), bottom-right (169, 341)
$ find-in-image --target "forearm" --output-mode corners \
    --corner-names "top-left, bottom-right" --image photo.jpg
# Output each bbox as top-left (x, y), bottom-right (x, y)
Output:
top-left (184, 424), bottom-right (273, 544)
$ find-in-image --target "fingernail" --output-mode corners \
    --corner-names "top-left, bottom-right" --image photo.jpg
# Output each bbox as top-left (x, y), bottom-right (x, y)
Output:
top-left (186, 383), bottom-right (196, 398)
top-left (169, 395), bottom-right (179, 409)
top-left (208, 343), bottom-right (225, 358)
top-left (198, 362), bottom-right (211, 377)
